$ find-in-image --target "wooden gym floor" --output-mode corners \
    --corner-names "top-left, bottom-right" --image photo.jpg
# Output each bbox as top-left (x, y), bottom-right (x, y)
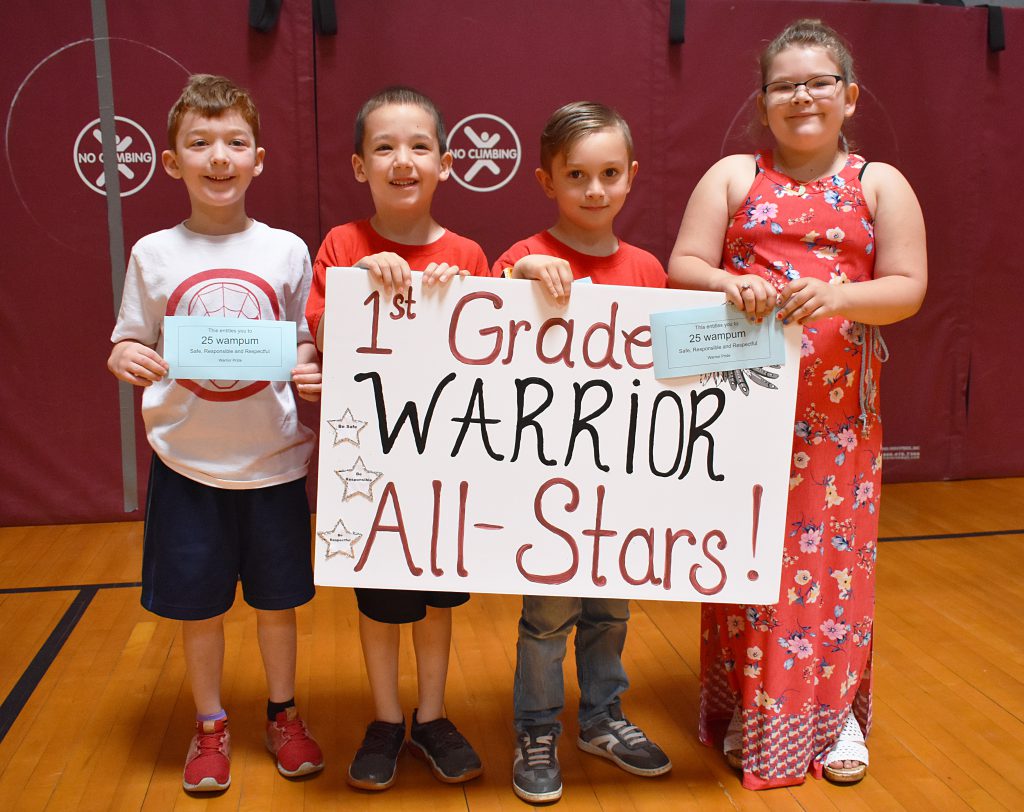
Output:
top-left (0, 477), bottom-right (1022, 810)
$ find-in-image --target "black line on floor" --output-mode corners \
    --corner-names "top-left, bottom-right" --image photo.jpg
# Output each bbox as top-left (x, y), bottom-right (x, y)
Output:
top-left (0, 527), bottom-right (1020, 745)
top-left (0, 581), bottom-right (141, 595)
top-left (879, 528), bottom-right (1024, 543)
top-left (0, 586), bottom-right (99, 744)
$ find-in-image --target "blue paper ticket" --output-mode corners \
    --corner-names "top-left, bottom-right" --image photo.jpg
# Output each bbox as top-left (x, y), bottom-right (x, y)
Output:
top-left (163, 316), bottom-right (297, 381)
top-left (650, 304), bottom-right (785, 380)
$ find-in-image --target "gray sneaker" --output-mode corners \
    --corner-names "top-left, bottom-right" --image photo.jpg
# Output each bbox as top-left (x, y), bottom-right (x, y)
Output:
top-left (576, 709), bottom-right (671, 776)
top-left (512, 725), bottom-right (562, 804)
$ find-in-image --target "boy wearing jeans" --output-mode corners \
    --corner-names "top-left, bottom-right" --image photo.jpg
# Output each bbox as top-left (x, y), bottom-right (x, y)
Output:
top-left (493, 101), bottom-right (672, 804)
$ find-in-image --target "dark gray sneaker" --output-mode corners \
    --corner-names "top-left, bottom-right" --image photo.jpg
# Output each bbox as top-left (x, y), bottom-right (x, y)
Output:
top-left (576, 709), bottom-right (671, 776)
top-left (512, 724), bottom-right (562, 803)
top-left (408, 711), bottom-right (482, 783)
top-left (347, 720), bottom-right (405, 790)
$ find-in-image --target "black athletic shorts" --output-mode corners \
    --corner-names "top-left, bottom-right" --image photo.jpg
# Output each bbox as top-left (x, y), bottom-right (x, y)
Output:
top-left (355, 587), bottom-right (469, 624)
top-left (141, 455), bottom-right (314, 620)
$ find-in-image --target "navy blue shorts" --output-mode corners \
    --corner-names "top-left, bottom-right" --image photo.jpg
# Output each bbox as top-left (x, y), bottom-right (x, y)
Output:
top-left (141, 455), bottom-right (315, 620)
top-left (355, 587), bottom-right (469, 624)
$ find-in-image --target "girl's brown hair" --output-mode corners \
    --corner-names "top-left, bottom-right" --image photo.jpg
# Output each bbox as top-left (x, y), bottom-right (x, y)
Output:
top-left (758, 19), bottom-right (858, 151)
top-left (759, 18), bottom-right (857, 87)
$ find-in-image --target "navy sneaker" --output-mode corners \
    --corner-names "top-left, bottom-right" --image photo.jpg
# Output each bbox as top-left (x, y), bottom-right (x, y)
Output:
top-left (408, 710), bottom-right (482, 783)
top-left (347, 720), bottom-right (405, 790)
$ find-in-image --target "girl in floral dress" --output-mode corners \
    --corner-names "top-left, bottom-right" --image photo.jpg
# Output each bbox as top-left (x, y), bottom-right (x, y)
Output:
top-left (667, 19), bottom-right (927, 789)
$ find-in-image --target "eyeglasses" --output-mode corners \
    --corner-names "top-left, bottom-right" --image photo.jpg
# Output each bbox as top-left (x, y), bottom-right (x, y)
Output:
top-left (762, 74), bottom-right (843, 103)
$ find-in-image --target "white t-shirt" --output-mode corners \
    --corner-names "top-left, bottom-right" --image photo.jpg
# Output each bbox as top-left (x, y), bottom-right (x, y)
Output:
top-left (112, 221), bottom-right (315, 489)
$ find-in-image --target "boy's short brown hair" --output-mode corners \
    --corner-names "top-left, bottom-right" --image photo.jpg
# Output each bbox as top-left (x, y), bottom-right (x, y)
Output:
top-left (354, 86), bottom-right (447, 155)
top-left (539, 101), bottom-right (634, 172)
top-left (167, 74), bottom-right (260, 148)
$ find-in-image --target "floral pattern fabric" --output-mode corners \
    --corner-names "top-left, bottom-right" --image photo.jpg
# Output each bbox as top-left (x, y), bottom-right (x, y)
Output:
top-left (699, 152), bottom-right (881, 789)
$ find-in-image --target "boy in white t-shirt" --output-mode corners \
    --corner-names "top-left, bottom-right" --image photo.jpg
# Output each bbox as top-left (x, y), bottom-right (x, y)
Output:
top-left (108, 74), bottom-right (323, 793)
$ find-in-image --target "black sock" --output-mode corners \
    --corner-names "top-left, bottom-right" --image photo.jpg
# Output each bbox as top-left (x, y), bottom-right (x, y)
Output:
top-left (268, 697), bottom-right (295, 721)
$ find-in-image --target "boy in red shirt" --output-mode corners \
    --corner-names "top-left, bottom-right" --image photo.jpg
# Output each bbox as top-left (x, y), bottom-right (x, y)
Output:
top-left (493, 101), bottom-right (670, 804)
top-left (306, 86), bottom-right (489, 791)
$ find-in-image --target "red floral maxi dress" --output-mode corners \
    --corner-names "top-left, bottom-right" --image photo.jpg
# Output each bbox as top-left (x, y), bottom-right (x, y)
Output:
top-left (699, 151), bottom-right (885, 790)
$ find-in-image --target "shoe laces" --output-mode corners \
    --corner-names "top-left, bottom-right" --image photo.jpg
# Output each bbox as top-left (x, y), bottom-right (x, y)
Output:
top-left (195, 728), bottom-right (227, 755)
top-left (523, 732), bottom-right (556, 768)
top-left (606, 717), bottom-right (648, 747)
top-left (274, 716), bottom-right (307, 743)
top-left (416, 718), bottom-right (466, 756)
top-left (360, 721), bottom-right (403, 756)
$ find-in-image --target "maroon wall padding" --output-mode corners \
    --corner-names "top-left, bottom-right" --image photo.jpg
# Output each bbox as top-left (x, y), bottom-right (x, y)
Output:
top-left (656, 0), bottom-right (981, 483)
top-left (1, 0), bottom-right (317, 525)
top-left (961, 9), bottom-right (1024, 479)
top-left (1, 2), bottom-right (110, 527)
top-left (314, 0), bottom-right (668, 268)
top-left (313, 0), bottom-right (995, 486)
top-left (1, 0), bottom-right (1019, 525)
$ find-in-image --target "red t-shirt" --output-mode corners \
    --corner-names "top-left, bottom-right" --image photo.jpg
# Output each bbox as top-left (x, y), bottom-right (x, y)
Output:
top-left (306, 219), bottom-right (492, 340)
top-left (491, 230), bottom-right (666, 289)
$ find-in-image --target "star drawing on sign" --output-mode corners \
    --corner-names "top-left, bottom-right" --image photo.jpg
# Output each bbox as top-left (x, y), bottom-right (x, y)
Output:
top-left (336, 456), bottom-right (383, 501)
top-left (317, 518), bottom-right (363, 560)
top-left (327, 408), bottom-right (368, 447)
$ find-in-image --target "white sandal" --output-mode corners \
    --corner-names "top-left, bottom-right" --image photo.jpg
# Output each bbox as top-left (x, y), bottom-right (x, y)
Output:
top-left (823, 713), bottom-right (868, 784)
top-left (723, 708), bottom-right (743, 770)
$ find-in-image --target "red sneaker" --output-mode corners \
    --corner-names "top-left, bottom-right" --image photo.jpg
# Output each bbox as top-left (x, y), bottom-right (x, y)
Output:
top-left (266, 707), bottom-right (324, 777)
top-left (183, 717), bottom-right (231, 792)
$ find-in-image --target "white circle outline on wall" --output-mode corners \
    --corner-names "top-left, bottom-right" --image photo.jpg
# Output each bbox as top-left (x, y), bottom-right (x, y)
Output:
top-left (73, 115), bottom-right (157, 197)
top-left (447, 113), bottom-right (521, 193)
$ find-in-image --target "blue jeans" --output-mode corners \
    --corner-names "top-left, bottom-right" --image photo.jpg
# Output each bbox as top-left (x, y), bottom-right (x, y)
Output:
top-left (513, 595), bottom-right (630, 733)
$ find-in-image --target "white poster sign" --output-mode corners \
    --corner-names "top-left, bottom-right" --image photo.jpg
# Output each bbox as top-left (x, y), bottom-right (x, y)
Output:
top-left (315, 269), bottom-right (800, 603)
